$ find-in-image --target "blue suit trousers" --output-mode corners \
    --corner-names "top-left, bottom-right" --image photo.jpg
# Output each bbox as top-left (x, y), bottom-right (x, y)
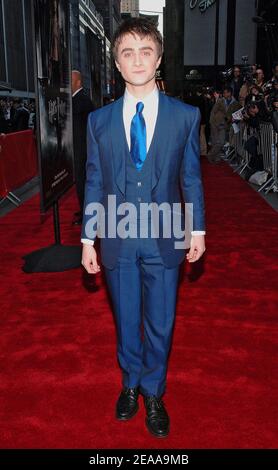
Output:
top-left (104, 235), bottom-right (180, 398)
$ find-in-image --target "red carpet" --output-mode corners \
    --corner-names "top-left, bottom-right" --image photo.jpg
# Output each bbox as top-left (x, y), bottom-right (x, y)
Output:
top-left (0, 159), bottom-right (277, 448)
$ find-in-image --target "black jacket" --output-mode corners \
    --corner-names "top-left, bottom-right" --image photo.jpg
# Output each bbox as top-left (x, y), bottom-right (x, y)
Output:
top-left (72, 89), bottom-right (95, 163)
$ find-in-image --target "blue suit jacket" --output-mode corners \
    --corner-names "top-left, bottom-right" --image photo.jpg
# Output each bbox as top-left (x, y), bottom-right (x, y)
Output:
top-left (81, 91), bottom-right (205, 269)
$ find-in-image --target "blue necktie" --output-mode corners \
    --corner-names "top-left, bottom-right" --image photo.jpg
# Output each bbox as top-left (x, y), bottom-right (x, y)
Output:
top-left (130, 102), bottom-right (147, 171)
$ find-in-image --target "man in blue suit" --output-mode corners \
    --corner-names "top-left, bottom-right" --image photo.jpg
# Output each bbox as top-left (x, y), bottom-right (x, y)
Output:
top-left (81, 18), bottom-right (206, 438)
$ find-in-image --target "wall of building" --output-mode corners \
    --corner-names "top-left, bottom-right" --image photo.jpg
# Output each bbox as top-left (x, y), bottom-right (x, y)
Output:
top-left (164, 0), bottom-right (185, 96)
top-left (121, 0), bottom-right (139, 17)
top-left (181, 0), bottom-right (258, 89)
top-left (256, 0), bottom-right (278, 77)
top-left (0, 0), bottom-right (35, 97)
top-left (184, 0), bottom-right (256, 67)
top-left (70, 0), bottom-right (108, 105)
top-left (92, 0), bottom-right (121, 97)
top-left (0, 0), bottom-right (111, 101)
top-left (234, 0), bottom-right (257, 65)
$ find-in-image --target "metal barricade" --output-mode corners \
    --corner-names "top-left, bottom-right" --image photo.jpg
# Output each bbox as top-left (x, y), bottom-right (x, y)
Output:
top-left (258, 123), bottom-right (278, 193)
top-left (233, 122), bottom-right (254, 175)
top-left (221, 118), bottom-right (278, 193)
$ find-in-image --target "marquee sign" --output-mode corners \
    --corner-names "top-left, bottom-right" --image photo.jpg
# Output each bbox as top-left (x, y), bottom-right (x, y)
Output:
top-left (189, 0), bottom-right (216, 13)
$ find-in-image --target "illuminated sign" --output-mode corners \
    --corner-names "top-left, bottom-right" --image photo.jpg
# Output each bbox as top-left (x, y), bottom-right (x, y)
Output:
top-left (190, 0), bottom-right (216, 14)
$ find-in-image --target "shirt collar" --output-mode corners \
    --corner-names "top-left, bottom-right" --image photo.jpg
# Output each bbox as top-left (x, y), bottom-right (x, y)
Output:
top-left (225, 96), bottom-right (235, 105)
top-left (72, 87), bottom-right (83, 97)
top-left (124, 85), bottom-right (159, 107)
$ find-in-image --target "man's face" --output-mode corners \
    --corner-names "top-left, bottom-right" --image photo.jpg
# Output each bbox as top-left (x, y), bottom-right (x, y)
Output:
top-left (223, 90), bottom-right (232, 100)
top-left (115, 33), bottom-right (161, 87)
top-left (274, 66), bottom-right (278, 79)
top-left (251, 86), bottom-right (259, 95)
top-left (71, 72), bottom-right (81, 94)
top-left (249, 105), bottom-right (259, 117)
top-left (233, 67), bottom-right (240, 78)
top-left (256, 69), bottom-right (264, 80)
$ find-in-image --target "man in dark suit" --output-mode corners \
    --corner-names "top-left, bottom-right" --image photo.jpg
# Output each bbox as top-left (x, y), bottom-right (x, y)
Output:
top-left (81, 18), bottom-right (206, 438)
top-left (12, 100), bottom-right (30, 132)
top-left (72, 70), bottom-right (94, 225)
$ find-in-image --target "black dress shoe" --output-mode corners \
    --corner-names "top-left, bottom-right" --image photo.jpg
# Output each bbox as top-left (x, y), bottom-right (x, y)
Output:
top-left (116, 387), bottom-right (139, 421)
top-left (144, 395), bottom-right (170, 438)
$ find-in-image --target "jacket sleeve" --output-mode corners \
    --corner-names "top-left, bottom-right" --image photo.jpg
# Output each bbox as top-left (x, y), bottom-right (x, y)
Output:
top-left (80, 113), bottom-right (104, 242)
top-left (180, 107), bottom-right (206, 231)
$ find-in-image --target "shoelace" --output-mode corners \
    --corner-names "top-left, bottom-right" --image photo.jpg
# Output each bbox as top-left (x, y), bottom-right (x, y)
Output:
top-left (122, 388), bottom-right (138, 400)
top-left (146, 396), bottom-right (165, 410)
top-left (123, 387), bottom-right (137, 394)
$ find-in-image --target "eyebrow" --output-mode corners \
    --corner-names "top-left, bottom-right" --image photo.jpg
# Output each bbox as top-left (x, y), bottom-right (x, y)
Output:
top-left (120, 46), bottom-right (154, 54)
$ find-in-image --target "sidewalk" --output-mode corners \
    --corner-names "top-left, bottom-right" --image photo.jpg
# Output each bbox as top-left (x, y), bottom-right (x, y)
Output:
top-left (0, 176), bottom-right (39, 218)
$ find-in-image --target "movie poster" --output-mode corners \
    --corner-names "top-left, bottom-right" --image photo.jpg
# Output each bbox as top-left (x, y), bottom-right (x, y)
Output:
top-left (86, 29), bottom-right (102, 110)
top-left (32, 0), bottom-right (74, 211)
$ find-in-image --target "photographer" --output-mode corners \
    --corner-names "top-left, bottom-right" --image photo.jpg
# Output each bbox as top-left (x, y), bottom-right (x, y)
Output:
top-left (245, 84), bottom-right (271, 123)
top-left (239, 80), bottom-right (253, 107)
top-left (266, 79), bottom-right (278, 132)
top-left (255, 68), bottom-right (266, 90)
top-left (228, 66), bottom-right (243, 101)
top-left (266, 79), bottom-right (278, 112)
top-left (208, 87), bottom-right (240, 163)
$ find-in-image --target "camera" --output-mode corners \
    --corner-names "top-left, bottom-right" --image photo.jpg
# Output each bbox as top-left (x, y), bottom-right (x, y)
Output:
top-left (219, 55), bottom-right (255, 84)
top-left (240, 56), bottom-right (255, 84)
top-left (219, 68), bottom-right (233, 81)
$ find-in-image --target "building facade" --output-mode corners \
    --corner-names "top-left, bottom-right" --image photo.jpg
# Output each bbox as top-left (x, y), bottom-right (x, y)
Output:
top-left (0, 0), bottom-right (111, 103)
top-left (183, 0), bottom-right (257, 88)
top-left (164, 0), bottom-right (260, 96)
top-left (70, 0), bottom-right (108, 107)
top-left (93, 0), bottom-right (122, 97)
top-left (0, 0), bottom-right (35, 98)
top-left (94, 0), bottom-right (122, 97)
top-left (256, 0), bottom-right (278, 75)
top-left (93, 0), bottom-right (121, 40)
top-left (164, 0), bottom-right (185, 96)
top-left (121, 0), bottom-right (139, 18)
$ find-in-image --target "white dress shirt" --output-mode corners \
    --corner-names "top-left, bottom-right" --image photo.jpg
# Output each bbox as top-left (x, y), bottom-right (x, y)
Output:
top-left (123, 85), bottom-right (159, 152)
top-left (82, 86), bottom-right (205, 245)
top-left (72, 87), bottom-right (83, 98)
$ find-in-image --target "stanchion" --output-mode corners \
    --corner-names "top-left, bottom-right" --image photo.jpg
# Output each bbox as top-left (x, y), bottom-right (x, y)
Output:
top-left (22, 199), bottom-right (82, 273)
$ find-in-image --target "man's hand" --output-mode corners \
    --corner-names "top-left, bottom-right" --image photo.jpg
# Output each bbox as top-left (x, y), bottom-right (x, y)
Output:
top-left (186, 235), bottom-right (206, 263)
top-left (81, 244), bottom-right (101, 274)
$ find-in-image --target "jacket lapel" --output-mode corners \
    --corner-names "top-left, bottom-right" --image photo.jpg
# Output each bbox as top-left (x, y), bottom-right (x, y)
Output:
top-left (150, 92), bottom-right (171, 191)
top-left (110, 96), bottom-right (127, 196)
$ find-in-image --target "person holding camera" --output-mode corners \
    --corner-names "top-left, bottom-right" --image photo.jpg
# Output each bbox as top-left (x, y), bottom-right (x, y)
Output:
top-left (266, 79), bottom-right (278, 132)
top-left (208, 87), bottom-right (240, 163)
top-left (229, 66), bottom-right (243, 101)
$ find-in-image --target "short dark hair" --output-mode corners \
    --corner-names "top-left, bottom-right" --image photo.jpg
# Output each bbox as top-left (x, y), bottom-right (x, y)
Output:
top-left (112, 17), bottom-right (163, 60)
top-left (223, 86), bottom-right (233, 94)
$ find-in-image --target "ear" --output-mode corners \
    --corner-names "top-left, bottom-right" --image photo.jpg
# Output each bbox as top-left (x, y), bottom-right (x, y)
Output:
top-left (156, 55), bottom-right (162, 70)
top-left (115, 60), bottom-right (121, 72)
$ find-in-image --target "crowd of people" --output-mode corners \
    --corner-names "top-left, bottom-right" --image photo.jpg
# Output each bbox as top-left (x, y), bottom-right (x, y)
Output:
top-left (183, 62), bottom-right (278, 170)
top-left (0, 98), bottom-right (35, 134)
